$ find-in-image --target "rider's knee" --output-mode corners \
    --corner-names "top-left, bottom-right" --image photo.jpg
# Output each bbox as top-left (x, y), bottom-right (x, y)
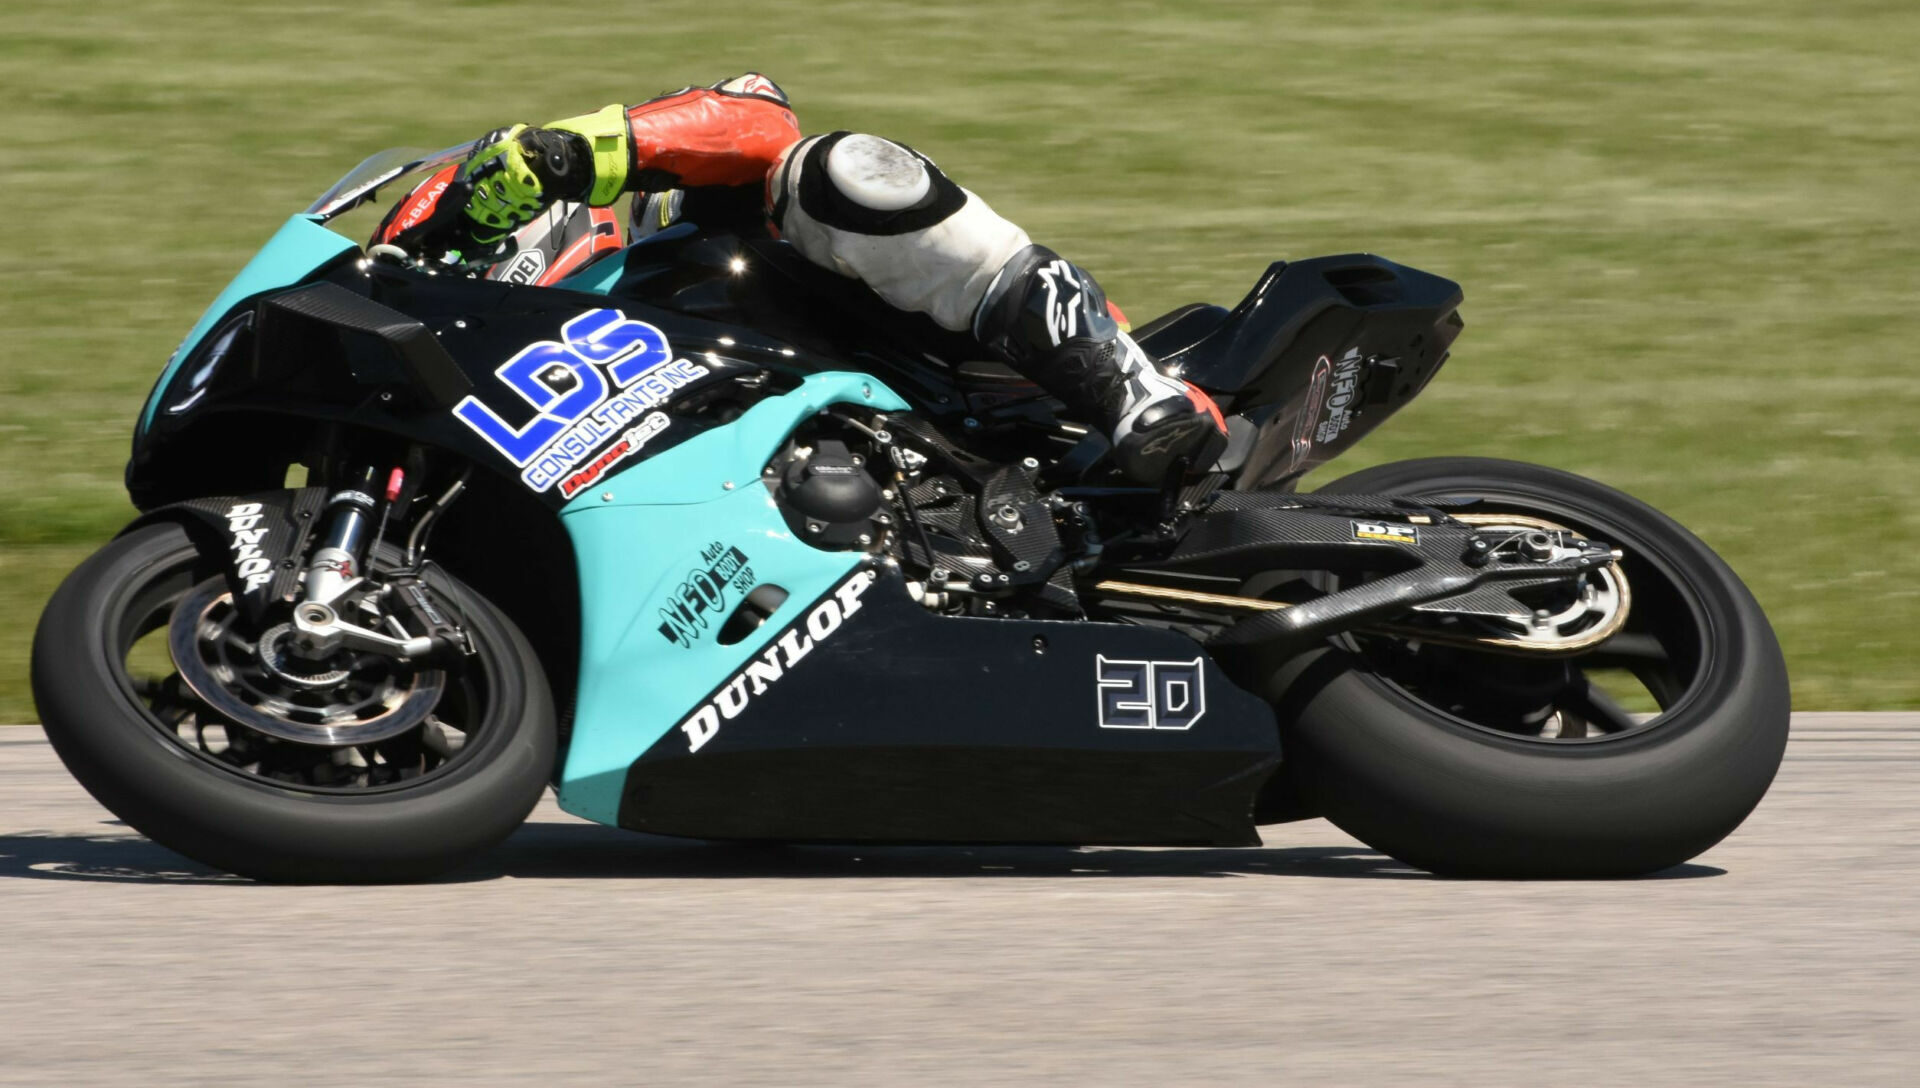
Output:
top-left (768, 131), bottom-right (1031, 331)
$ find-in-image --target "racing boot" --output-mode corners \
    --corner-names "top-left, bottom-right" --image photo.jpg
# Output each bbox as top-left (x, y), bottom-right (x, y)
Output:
top-left (974, 245), bottom-right (1227, 484)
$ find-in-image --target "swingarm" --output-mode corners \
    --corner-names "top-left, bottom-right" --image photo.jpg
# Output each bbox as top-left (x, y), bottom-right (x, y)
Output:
top-left (1096, 493), bottom-right (1621, 674)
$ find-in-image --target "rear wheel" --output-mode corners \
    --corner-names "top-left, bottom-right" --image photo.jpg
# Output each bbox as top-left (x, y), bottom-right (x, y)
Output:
top-left (1265, 458), bottom-right (1788, 877)
top-left (32, 521), bottom-right (555, 882)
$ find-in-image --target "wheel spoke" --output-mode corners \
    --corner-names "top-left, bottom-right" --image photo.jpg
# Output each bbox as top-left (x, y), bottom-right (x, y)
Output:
top-left (118, 571), bottom-right (490, 797)
top-left (131, 671), bottom-right (172, 698)
top-left (1584, 632), bottom-right (1668, 666)
top-left (1560, 676), bottom-right (1642, 735)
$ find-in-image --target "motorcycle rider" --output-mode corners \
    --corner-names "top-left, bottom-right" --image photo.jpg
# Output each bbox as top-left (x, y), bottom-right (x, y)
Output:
top-left (381, 74), bottom-right (1228, 484)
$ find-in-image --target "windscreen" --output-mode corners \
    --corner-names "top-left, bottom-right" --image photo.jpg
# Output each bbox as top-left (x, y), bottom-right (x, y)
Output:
top-left (304, 140), bottom-right (478, 221)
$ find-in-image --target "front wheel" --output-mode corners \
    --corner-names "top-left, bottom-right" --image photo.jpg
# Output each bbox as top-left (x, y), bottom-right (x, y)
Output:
top-left (1266, 457), bottom-right (1789, 878)
top-left (31, 521), bottom-right (555, 882)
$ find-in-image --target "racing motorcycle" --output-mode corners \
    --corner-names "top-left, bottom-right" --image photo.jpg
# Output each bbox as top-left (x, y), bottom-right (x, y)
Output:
top-left (30, 144), bottom-right (1790, 881)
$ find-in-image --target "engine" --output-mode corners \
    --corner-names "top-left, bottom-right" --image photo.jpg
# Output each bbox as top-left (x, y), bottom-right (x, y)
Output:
top-left (763, 410), bottom-right (1088, 620)
top-left (769, 437), bottom-right (886, 549)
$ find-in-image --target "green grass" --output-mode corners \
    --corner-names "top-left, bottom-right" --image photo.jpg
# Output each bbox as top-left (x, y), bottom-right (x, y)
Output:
top-left (2, 0), bottom-right (1915, 720)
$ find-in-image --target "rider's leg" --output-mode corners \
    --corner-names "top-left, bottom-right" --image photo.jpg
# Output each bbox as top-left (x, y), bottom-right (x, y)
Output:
top-left (969, 244), bottom-right (1226, 484)
top-left (768, 132), bottom-right (1225, 483)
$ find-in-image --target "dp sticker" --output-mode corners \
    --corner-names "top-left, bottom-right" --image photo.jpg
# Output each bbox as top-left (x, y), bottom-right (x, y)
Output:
top-left (1353, 520), bottom-right (1419, 546)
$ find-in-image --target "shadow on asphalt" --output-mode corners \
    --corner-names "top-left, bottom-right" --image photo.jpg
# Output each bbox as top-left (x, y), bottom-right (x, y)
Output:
top-left (0, 822), bottom-right (1727, 885)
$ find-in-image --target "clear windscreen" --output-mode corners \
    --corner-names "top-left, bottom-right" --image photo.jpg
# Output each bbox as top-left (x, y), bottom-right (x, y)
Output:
top-left (303, 140), bottom-right (478, 221)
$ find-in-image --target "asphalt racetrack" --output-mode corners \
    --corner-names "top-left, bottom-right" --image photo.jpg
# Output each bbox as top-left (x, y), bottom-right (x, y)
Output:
top-left (2, 714), bottom-right (1914, 1086)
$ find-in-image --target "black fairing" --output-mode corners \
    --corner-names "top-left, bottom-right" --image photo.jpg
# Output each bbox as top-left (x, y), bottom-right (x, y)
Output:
top-left (131, 252), bottom-right (819, 511)
top-left (115, 210), bottom-right (1488, 846)
top-left (1165, 254), bottom-right (1464, 489)
top-left (131, 230), bottom-right (1046, 513)
top-left (133, 232), bottom-right (1464, 515)
top-left (620, 573), bottom-right (1281, 846)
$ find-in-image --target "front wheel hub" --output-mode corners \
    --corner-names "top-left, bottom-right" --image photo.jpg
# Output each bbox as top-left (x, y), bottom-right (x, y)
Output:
top-left (254, 623), bottom-right (351, 688)
top-left (168, 581), bottom-right (444, 746)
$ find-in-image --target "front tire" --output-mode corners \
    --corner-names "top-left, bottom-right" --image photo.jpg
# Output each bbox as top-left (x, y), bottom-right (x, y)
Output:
top-left (1268, 458), bottom-right (1789, 878)
top-left (32, 521), bottom-right (556, 882)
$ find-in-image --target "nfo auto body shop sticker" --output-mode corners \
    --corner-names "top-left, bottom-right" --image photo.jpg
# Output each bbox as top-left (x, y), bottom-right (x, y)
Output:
top-left (658, 541), bottom-right (757, 649)
top-left (1314, 347), bottom-right (1364, 443)
top-left (1285, 346), bottom-right (1367, 473)
top-left (450, 309), bottom-right (709, 495)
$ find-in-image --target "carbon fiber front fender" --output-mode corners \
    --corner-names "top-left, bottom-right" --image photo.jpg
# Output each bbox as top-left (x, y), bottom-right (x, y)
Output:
top-left (120, 487), bottom-right (328, 626)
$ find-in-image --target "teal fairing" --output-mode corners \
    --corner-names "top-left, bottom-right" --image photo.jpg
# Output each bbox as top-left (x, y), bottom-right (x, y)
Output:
top-left (129, 200), bottom-right (918, 829)
top-left (139, 215), bottom-right (357, 433)
top-left (555, 372), bottom-right (910, 826)
top-left (142, 143), bottom-right (481, 434)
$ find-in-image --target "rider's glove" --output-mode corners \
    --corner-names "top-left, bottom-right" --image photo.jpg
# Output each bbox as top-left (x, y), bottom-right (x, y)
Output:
top-left (457, 106), bottom-right (631, 252)
top-left (457, 124), bottom-right (576, 248)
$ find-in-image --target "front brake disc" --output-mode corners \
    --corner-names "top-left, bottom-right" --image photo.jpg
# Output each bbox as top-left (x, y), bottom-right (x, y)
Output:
top-left (167, 580), bottom-right (444, 746)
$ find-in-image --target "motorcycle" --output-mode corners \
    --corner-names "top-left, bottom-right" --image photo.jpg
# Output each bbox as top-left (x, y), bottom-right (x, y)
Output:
top-left (30, 143), bottom-right (1790, 881)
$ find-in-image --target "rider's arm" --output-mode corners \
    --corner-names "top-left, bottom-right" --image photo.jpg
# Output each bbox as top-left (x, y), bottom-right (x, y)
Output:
top-left (386, 75), bottom-right (799, 252)
top-left (572, 74), bottom-right (799, 199)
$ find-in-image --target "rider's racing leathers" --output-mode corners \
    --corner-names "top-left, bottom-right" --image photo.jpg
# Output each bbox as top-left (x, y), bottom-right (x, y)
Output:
top-left (377, 74), bottom-right (1226, 484)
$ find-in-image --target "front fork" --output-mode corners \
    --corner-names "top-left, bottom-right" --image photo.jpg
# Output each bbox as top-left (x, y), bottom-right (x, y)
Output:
top-left (304, 466), bottom-right (381, 606)
top-left (288, 464), bottom-right (465, 665)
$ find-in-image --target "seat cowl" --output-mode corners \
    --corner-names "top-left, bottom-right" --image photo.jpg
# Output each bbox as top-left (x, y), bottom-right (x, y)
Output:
top-left (1133, 303), bottom-right (1230, 358)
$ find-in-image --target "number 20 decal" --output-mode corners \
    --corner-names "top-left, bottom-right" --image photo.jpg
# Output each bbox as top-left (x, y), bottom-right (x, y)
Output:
top-left (452, 309), bottom-right (674, 466)
top-left (1095, 655), bottom-right (1206, 731)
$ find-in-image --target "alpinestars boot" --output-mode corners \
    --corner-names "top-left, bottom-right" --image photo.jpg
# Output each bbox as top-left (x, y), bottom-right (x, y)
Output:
top-left (974, 246), bottom-right (1227, 483)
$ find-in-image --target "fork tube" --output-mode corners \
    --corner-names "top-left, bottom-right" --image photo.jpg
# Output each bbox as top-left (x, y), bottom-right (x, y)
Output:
top-left (305, 466), bottom-right (379, 604)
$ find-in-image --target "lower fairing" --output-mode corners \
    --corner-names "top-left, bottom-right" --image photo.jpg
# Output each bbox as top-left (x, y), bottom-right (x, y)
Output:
top-left (617, 572), bottom-right (1282, 846)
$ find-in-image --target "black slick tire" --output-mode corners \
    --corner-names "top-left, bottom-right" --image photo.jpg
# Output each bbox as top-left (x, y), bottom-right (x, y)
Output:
top-left (31, 522), bottom-right (556, 883)
top-left (1266, 457), bottom-right (1789, 878)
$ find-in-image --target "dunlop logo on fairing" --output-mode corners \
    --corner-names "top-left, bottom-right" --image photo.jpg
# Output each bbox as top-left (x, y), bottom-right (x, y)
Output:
top-left (225, 502), bottom-right (275, 595)
top-left (677, 570), bottom-right (877, 753)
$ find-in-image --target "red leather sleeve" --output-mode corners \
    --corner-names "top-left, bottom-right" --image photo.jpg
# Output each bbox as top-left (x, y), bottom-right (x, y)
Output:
top-left (624, 89), bottom-right (802, 189)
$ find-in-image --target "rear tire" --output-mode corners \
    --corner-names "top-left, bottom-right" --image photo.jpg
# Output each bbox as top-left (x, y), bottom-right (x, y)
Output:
top-left (32, 521), bottom-right (556, 882)
top-left (1266, 458), bottom-right (1789, 877)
